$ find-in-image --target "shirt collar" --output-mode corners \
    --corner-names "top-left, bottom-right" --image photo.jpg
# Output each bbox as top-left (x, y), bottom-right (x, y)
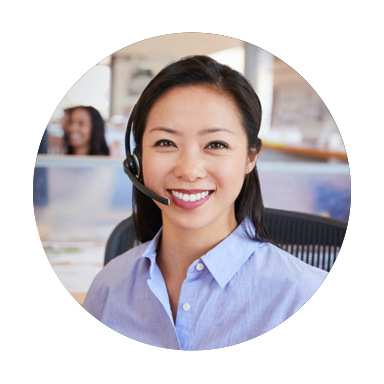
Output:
top-left (140, 229), bottom-right (163, 279)
top-left (201, 222), bottom-right (259, 288)
top-left (140, 220), bottom-right (259, 288)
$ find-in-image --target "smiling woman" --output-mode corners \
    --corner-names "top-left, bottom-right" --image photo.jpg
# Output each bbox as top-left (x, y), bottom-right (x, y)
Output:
top-left (83, 55), bottom-right (328, 350)
top-left (65, 106), bottom-right (110, 156)
top-left (142, 85), bottom-right (254, 238)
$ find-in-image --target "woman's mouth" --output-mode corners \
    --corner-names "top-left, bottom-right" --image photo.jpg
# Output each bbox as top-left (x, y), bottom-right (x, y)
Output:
top-left (171, 190), bottom-right (210, 202)
top-left (69, 133), bottom-right (83, 142)
top-left (168, 189), bottom-right (213, 210)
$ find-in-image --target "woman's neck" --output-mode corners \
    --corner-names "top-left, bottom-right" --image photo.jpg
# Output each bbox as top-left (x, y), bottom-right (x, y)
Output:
top-left (157, 214), bottom-right (238, 280)
top-left (73, 144), bottom-right (91, 155)
top-left (156, 213), bottom-right (238, 323)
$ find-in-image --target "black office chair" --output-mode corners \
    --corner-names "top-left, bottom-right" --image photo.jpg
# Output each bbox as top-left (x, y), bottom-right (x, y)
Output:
top-left (263, 208), bottom-right (347, 271)
top-left (104, 208), bottom-right (348, 272)
top-left (104, 215), bottom-right (139, 266)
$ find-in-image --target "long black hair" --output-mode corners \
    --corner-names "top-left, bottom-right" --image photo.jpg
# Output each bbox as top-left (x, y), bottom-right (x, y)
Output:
top-left (65, 106), bottom-right (110, 155)
top-left (131, 55), bottom-right (271, 243)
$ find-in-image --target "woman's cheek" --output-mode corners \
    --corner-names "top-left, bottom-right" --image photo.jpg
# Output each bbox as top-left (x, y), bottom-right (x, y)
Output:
top-left (143, 153), bottom-right (167, 190)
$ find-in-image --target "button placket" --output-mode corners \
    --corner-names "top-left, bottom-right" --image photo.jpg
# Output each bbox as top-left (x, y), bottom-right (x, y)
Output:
top-left (175, 280), bottom-right (196, 349)
top-left (177, 261), bottom-right (205, 325)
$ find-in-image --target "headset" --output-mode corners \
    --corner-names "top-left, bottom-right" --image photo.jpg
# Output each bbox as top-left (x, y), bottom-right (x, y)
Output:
top-left (123, 106), bottom-right (170, 206)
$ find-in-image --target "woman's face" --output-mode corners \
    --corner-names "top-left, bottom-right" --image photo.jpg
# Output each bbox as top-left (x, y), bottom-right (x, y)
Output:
top-left (142, 85), bottom-right (256, 233)
top-left (67, 108), bottom-right (93, 152)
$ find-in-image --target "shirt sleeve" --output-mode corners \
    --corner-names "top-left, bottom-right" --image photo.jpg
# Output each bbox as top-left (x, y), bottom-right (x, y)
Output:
top-left (83, 276), bottom-right (101, 319)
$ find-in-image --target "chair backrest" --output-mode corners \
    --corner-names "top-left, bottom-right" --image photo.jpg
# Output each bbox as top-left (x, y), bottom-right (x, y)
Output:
top-left (104, 215), bottom-right (139, 266)
top-left (104, 208), bottom-right (348, 271)
top-left (263, 208), bottom-right (347, 271)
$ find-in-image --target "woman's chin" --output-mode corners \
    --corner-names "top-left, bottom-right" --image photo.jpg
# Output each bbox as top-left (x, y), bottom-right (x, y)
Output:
top-left (162, 213), bottom-right (211, 233)
top-left (69, 141), bottom-right (82, 147)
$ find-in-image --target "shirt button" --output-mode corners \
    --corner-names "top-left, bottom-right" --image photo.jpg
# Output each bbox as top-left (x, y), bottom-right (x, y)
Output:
top-left (183, 303), bottom-right (191, 311)
top-left (196, 263), bottom-right (204, 271)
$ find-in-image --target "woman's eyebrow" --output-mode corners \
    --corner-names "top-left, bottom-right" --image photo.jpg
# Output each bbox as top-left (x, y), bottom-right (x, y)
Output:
top-left (147, 127), bottom-right (235, 135)
top-left (198, 127), bottom-right (235, 135)
top-left (148, 127), bottom-right (180, 135)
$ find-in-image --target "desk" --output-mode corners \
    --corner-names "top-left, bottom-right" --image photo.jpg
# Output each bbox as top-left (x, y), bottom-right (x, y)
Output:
top-left (44, 242), bottom-right (105, 306)
top-left (71, 293), bottom-right (88, 305)
top-left (263, 144), bottom-right (348, 162)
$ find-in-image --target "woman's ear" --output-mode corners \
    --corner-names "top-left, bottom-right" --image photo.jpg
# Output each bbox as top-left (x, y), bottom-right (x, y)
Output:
top-left (245, 148), bottom-right (259, 174)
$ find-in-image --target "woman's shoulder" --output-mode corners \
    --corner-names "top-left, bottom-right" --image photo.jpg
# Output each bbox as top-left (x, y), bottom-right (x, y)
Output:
top-left (93, 241), bottom-right (151, 284)
top-left (250, 240), bottom-right (328, 282)
top-left (83, 240), bottom-right (153, 314)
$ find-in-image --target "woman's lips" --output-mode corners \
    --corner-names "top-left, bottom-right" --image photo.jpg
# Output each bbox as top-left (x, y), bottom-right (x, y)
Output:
top-left (167, 189), bottom-right (213, 210)
top-left (69, 133), bottom-right (83, 143)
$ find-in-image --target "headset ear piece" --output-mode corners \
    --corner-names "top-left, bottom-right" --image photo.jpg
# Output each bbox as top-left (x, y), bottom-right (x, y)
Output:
top-left (123, 153), bottom-right (141, 180)
top-left (132, 149), bottom-right (142, 181)
top-left (123, 157), bottom-right (134, 175)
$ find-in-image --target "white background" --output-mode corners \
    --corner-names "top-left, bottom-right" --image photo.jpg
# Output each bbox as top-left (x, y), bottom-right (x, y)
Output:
top-left (2, 1), bottom-right (383, 383)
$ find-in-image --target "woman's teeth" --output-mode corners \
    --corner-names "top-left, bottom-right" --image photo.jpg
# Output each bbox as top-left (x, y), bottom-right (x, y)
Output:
top-left (171, 190), bottom-right (210, 202)
top-left (70, 133), bottom-right (82, 140)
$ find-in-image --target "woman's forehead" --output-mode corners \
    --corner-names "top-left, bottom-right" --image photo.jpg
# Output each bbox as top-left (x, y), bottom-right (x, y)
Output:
top-left (72, 108), bottom-right (90, 120)
top-left (144, 85), bottom-right (243, 133)
top-left (151, 84), bottom-right (237, 109)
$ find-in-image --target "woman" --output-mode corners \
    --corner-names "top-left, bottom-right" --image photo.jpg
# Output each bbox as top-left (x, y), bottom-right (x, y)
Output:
top-left (83, 56), bottom-right (327, 350)
top-left (65, 106), bottom-right (109, 155)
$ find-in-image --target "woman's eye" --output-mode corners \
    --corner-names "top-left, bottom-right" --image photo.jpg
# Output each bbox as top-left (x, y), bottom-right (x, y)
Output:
top-left (206, 142), bottom-right (228, 149)
top-left (155, 140), bottom-right (175, 147)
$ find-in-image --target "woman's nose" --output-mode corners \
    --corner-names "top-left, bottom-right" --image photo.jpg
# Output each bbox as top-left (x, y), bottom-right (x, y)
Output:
top-left (174, 152), bottom-right (206, 182)
top-left (68, 120), bottom-right (82, 132)
top-left (67, 122), bottom-right (76, 132)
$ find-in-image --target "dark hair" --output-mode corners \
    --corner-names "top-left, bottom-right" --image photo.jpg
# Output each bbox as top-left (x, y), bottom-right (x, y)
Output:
top-left (65, 106), bottom-right (110, 155)
top-left (63, 107), bottom-right (75, 117)
top-left (131, 55), bottom-right (271, 243)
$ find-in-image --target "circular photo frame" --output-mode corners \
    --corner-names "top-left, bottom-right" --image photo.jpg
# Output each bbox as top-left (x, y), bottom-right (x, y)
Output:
top-left (34, 32), bottom-right (350, 351)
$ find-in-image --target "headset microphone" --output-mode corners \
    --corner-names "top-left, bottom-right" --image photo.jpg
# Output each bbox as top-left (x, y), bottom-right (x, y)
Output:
top-left (123, 106), bottom-right (170, 206)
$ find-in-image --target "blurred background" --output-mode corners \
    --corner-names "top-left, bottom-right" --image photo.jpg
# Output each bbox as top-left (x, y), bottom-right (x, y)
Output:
top-left (33, 33), bottom-right (350, 304)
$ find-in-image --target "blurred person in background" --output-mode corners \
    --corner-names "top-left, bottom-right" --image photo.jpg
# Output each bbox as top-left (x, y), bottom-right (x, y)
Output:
top-left (65, 106), bottom-right (110, 155)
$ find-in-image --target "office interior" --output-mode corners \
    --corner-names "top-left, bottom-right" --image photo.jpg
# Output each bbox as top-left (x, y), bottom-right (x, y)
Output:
top-left (33, 33), bottom-right (350, 305)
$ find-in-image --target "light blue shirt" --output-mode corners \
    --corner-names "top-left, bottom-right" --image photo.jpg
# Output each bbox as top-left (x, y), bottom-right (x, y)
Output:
top-left (83, 222), bottom-right (328, 350)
